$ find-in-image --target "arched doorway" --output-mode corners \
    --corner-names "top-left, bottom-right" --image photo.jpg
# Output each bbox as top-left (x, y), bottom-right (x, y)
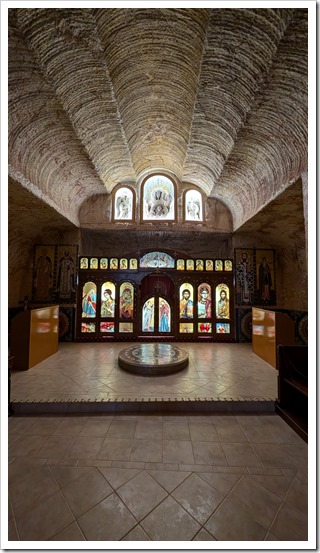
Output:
top-left (139, 274), bottom-right (175, 336)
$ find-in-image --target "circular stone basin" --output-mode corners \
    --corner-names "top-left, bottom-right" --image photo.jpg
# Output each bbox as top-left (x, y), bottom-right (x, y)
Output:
top-left (118, 343), bottom-right (189, 376)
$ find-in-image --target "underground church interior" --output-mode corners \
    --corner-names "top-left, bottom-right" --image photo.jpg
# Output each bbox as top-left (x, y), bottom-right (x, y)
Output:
top-left (6, 5), bottom-right (312, 545)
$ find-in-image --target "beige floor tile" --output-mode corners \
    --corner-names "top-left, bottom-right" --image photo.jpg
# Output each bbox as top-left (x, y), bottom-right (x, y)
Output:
top-left (270, 500), bottom-right (308, 540)
top-left (172, 473), bottom-right (224, 524)
top-left (130, 439), bottom-right (163, 463)
top-left (222, 443), bottom-right (262, 467)
top-left (163, 421), bottom-right (190, 440)
top-left (79, 418), bottom-right (113, 437)
top-left (8, 460), bottom-right (46, 486)
top-left (23, 417), bottom-right (63, 436)
top-left (117, 471), bottom-right (167, 521)
top-left (8, 417), bottom-right (38, 434)
top-left (163, 440), bottom-right (195, 464)
top-left (248, 474), bottom-right (292, 499)
top-left (147, 470), bottom-right (190, 493)
top-left (266, 419), bottom-right (306, 444)
top-left (50, 521), bottom-right (85, 541)
top-left (198, 472), bottom-right (242, 496)
top-left (98, 437), bottom-right (133, 461)
top-left (106, 420), bottom-right (137, 438)
top-left (240, 425), bottom-right (279, 443)
top-left (77, 493), bottom-right (137, 540)
top-left (10, 466), bottom-right (59, 518)
top-left (16, 490), bottom-right (74, 541)
top-left (193, 528), bottom-right (217, 541)
top-left (134, 420), bottom-right (163, 440)
top-left (141, 496), bottom-right (200, 541)
top-left (252, 443), bottom-right (308, 469)
top-left (285, 474), bottom-right (308, 513)
top-left (229, 475), bottom-right (283, 528)
top-left (65, 436), bottom-right (104, 460)
top-left (61, 467), bottom-right (113, 518)
top-left (205, 497), bottom-right (267, 541)
top-left (99, 467), bottom-right (143, 489)
top-left (50, 465), bottom-right (93, 488)
top-left (53, 417), bottom-right (88, 436)
top-left (192, 441), bottom-right (228, 466)
top-left (214, 421), bottom-right (249, 443)
top-left (122, 525), bottom-right (151, 541)
top-left (37, 435), bottom-right (76, 459)
top-left (8, 434), bottom-right (48, 458)
top-left (189, 422), bottom-right (219, 442)
top-left (8, 434), bottom-right (22, 448)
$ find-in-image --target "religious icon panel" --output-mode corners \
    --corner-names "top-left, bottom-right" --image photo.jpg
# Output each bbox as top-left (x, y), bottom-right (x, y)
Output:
top-left (142, 297), bottom-right (155, 332)
top-left (198, 284), bottom-right (212, 318)
top-left (142, 175), bottom-right (175, 221)
top-left (179, 284), bottom-right (194, 319)
top-left (119, 283), bottom-right (134, 319)
top-left (100, 322), bottom-right (115, 333)
top-left (159, 298), bottom-right (171, 332)
top-left (100, 258), bottom-right (108, 269)
top-left (216, 284), bottom-right (230, 319)
top-left (119, 322), bottom-right (133, 333)
top-left (179, 323), bottom-right (194, 333)
top-left (81, 322), bottom-right (95, 333)
top-left (90, 258), bottom-right (98, 269)
top-left (101, 282), bottom-right (115, 318)
top-left (80, 257), bottom-right (88, 269)
top-left (82, 282), bottom-right (97, 318)
top-left (216, 323), bottom-right (230, 334)
top-left (198, 322), bottom-right (212, 333)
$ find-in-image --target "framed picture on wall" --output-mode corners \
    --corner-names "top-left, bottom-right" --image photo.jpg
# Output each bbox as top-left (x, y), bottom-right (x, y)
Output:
top-left (255, 249), bottom-right (276, 306)
top-left (234, 249), bottom-right (255, 306)
top-left (55, 245), bottom-right (78, 303)
top-left (33, 245), bottom-right (56, 302)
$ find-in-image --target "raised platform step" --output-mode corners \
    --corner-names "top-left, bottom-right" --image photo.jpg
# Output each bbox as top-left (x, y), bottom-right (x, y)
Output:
top-left (12, 398), bottom-right (276, 415)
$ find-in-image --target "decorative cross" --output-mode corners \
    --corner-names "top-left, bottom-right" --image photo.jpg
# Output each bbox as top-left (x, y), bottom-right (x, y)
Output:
top-left (154, 280), bottom-right (162, 293)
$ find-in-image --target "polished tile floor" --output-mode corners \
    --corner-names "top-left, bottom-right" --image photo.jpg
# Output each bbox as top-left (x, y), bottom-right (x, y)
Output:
top-left (11, 342), bottom-right (278, 404)
top-left (8, 412), bottom-right (308, 542)
top-left (8, 343), bottom-right (309, 543)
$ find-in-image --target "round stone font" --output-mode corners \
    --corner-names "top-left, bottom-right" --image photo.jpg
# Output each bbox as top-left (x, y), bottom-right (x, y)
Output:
top-left (118, 343), bottom-right (189, 376)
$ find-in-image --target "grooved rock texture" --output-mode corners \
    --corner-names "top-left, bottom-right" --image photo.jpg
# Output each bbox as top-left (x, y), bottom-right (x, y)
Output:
top-left (9, 7), bottom-right (307, 229)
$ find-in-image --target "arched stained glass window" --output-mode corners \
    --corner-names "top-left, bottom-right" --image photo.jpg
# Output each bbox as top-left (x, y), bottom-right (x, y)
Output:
top-left (119, 282), bottom-right (134, 319)
top-left (101, 282), bottom-right (115, 318)
top-left (114, 187), bottom-right (134, 220)
top-left (142, 175), bottom-right (175, 220)
top-left (159, 298), bottom-right (171, 332)
top-left (198, 283), bottom-right (212, 318)
top-left (216, 284), bottom-right (230, 319)
top-left (185, 189), bottom-right (203, 221)
top-left (142, 297), bottom-right (154, 332)
top-left (179, 284), bottom-right (194, 319)
top-left (82, 282), bottom-right (97, 318)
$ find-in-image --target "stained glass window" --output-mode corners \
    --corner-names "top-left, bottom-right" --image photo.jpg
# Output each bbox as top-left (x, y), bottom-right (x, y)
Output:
top-left (216, 284), bottom-right (230, 319)
top-left (82, 282), bottom-right (97, 318)
top-left (100, 322), bottom-right (115, 333)
top-left (216, 323), bottom-right (230, 333)
top-left (119, 322), bottom-right (133, 333)
top-left (198, 283), bottom-right (212, 318)
top-left (90, 258), bottom-right (98, 269)
top-left (119, 283), bottom-right (134, 319)
top-left (179, 284), bottom-right (194, 319)
top-left (140, 251), bottom-right (175, 268)
top-left (159, 298), bottom-right (171, 332)
top-left (179, 323), bottom-right (193, 333)
top-left (101, 282), bottom-right (115, 318)
top-left (185, 189), bottom-right (203, 221)
top-left (81, 322), bottom-right (95, 332)
top-left (80, 257), bottom-right (88, 269)
top-left (198, 322), bottom-right (212, 333)
top-left (142, 175), bottom-right (175, 220)
top-left (114, 187), bottom-right (133, 220)
top-left (142, 297), bottom-right (154, 332)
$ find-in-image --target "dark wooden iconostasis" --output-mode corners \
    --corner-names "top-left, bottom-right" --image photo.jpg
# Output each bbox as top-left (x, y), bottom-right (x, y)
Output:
top-left (76, 251), bottom-right (235, 343)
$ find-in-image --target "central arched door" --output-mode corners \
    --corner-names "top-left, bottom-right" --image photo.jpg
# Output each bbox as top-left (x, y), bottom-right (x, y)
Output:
top-left (139, 274), bottom-right (175, 336)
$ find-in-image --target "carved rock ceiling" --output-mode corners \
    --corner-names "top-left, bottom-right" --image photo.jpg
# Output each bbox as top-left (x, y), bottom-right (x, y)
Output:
top-left (9, 8), bottom-right (307, 230)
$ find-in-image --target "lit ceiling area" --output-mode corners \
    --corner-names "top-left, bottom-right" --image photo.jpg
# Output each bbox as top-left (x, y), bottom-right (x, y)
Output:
top-left (8, 7), bottom-right (307, 230)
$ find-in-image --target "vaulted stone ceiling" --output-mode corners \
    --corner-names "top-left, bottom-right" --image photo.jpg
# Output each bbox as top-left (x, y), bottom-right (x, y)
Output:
top-left (8, 7), bottom-right (308, 230)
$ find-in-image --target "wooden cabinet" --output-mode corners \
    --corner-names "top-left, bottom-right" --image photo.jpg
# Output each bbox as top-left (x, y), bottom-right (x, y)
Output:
top-left (252, 308), bottom-right (295, 368)
top-left (275, 345), bottom-right (308, 442)
top-left (10, 306), bottom-right (59, 370)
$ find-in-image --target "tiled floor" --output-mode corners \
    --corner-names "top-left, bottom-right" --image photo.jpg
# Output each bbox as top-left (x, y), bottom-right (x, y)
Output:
top-left (11, 342), bottom-right (278, 404)
top-left (8, 343), bottom-right (310, 543)
top-left (8, 412), bottom-right (308, 542)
